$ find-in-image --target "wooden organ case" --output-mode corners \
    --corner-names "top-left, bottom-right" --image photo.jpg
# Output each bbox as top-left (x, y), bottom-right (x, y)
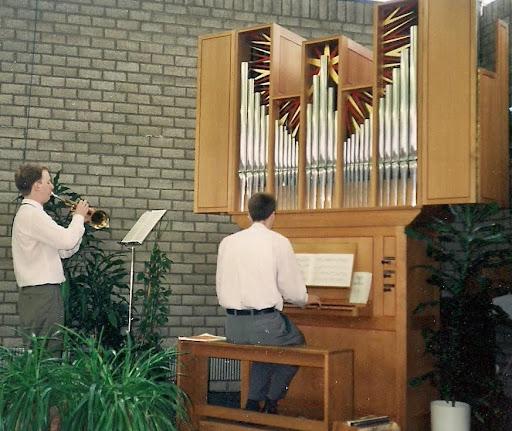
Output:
top-left (193, 1), bottom-right (509, 430)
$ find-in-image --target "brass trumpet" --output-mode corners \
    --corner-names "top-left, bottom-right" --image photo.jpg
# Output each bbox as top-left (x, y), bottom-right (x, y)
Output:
top-left (51, 193), bottom-right (109, 230)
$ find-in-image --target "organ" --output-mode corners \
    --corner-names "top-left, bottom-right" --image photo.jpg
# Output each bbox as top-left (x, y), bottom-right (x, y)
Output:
top-left (192, 1), bottom-right (509, 429)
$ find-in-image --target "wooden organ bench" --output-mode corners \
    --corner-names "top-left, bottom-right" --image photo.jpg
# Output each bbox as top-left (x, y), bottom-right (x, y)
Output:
top-left (177, 340), bottom-right (354, 431)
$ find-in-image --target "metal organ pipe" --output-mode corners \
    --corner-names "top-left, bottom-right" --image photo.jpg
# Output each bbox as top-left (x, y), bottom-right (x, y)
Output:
top-left (377, 24), bottom-right (418, 208)
top-left (307, 54), bottom-right (338, 209)
top-left (239, 62), bottom-right (269, 211)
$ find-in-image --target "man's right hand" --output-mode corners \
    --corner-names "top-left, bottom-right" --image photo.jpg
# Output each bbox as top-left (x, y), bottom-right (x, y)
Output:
top-left (74, 200), bottom-right (90, 218)
top-left (306, 293), bottom-right (321, 307)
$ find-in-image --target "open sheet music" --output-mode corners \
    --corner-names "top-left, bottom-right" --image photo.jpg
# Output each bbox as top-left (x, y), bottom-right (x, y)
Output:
top-left (349, 272), bottom-right (373, 304)
top-left (295, 253), bottom-right (355, 287)
top-left (120, 209), bottom-right (167, 245)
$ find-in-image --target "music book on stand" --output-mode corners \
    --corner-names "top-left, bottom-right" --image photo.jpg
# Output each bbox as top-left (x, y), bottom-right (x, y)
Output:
top-left (349, 272), bottom-right (373, 304)
top-left (295, 252), bottom-right (355, 287)
top-left (121, 209), bottom-right (167, 245)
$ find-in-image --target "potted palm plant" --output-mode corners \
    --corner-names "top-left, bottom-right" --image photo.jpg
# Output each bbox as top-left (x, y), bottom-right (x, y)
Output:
top-left (406, 204), bottom-right (512, 431)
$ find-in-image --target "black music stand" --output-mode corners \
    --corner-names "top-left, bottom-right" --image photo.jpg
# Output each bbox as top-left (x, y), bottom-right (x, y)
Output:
top-left (120, 209), bottom-right (167, 333)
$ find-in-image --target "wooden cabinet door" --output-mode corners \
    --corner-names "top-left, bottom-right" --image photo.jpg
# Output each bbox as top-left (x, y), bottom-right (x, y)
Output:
top-left (478, 21), bottom-right (509, 207)
top-left (419, 0), bottom-right (477, 204)
top-left (195, 31), bottom-right (236, 213)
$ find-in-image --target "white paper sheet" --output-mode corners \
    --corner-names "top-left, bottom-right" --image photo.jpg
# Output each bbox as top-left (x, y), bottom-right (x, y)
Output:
top-left (295, 253), bottom-right (355, 287)
top-left (121, 209), bottom-right (167, 244)
top-left (349, 272), bottom-right (373, 304)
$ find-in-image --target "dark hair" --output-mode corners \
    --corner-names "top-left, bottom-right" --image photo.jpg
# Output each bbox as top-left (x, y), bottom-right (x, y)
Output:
top-left (248, 192), bottom-right (276, 221)
top-left (14, 164), bottom-right (47, 196)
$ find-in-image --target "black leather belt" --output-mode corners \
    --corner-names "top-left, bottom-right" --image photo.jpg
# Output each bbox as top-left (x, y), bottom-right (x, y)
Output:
top-left (226, 307), bottom-right (276, 316)
top-left (21, 283), bottom-right (60, 289)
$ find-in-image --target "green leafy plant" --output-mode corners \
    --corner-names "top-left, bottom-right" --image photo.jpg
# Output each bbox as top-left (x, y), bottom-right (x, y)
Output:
top-left (135, 243), bottom-right (173, 350)
top-left (407, 203), bottom-right (512, 430)
top-left (45, 172), bottom-right (129, 350)
top-left (67, 248), bottom-right (129, 350)
top-left (0, 331), bottom-right (188, 431)
top-left (0, 337), bottom-right (59, 431)
top-left (56, 329), bottom-right (187, 431)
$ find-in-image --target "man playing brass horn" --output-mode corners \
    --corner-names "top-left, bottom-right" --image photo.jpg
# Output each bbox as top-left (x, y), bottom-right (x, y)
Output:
top-left (11, 164), bottom-right (89, 354)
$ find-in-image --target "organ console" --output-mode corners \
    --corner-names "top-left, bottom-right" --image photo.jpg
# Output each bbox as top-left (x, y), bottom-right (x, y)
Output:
top-left (193, 1), bottom-right (509, 429)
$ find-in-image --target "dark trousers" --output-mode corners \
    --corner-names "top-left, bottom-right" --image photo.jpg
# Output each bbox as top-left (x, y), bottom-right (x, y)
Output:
top-left (18, 284), bottom-right (64, 355)
top-left (225, 310), bottom-right (305, 401)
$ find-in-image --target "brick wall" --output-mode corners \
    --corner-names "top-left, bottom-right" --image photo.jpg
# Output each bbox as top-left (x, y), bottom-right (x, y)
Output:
top-left (0, 0), bottom-right (373, 346)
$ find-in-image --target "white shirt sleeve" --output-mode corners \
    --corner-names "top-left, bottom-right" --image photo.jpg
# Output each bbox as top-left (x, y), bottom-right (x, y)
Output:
top-left (28, 210), bottom-right (85, 251)
top-left (58, 235), bottom-right (83, 258)
top-left (275, 238), bottom-right (308, 306)
top-left (215, 238), bottom-right (227, 305)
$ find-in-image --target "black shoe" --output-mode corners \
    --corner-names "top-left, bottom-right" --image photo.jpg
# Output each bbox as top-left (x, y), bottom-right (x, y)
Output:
top-left (245, 399), bottom-right (261, 412)
top-left (263, 399), bottom-right (278, 414)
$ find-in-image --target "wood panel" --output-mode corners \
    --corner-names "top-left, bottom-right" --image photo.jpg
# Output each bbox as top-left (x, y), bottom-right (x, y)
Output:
top-left (479, 70), bottom-right (501, 202)
top-left (277, 351), bottom-right (354, 422)
top-left (234, 208), bottom-right (422, 230)
top-left (393, 227), bottom-right (408, 428)
top-left (496, 21), bottom-right (510, 207)
top-left (280, 366), bottom-right (325, 418)
top-left (327, 350), bottom-right (355, 423)
top-left (298, 326), bottom-right (397, 419)
top-left (177, 345), bottom-right (209, 431)
top-left (382, 236), bottom-right (397, 317)
top-left (420, 0), bottom-right (477, 203)
top-left (343, 39), bottom-right (373, 88)
top-left (272, 25), bottom-right (305, 97)
top-left (197, 404), bottom-right (328, 431)
top-left (195, 32), bottom-right (236, 213)
top-left (291, 238), bottom-right (368, 271)
top-left (404, 236), bottom-right (436, 431)
top-left (479, 20), bottom-right (509, 207)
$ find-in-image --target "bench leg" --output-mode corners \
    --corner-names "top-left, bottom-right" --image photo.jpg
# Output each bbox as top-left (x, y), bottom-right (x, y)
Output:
top-left (178, 352), bottom-right (209, 430)
top-left (240, 360), bottom-right (250, 408)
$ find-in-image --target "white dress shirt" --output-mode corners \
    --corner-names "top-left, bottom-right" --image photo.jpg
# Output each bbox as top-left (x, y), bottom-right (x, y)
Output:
top-left (216, 222), bottom-right (308, 311)
top-left (12, 198), bottom-right (85, 287)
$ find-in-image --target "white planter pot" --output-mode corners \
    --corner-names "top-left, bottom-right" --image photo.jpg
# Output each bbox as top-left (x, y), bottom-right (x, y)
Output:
top-left (431, 400), bottom-right (471, 431)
